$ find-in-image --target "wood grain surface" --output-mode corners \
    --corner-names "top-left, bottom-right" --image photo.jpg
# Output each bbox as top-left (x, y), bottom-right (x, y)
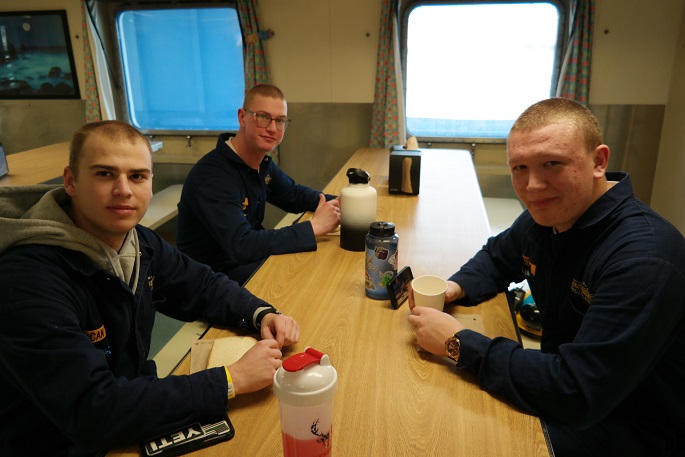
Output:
top-left (107, 148), bottom-right (550, 457)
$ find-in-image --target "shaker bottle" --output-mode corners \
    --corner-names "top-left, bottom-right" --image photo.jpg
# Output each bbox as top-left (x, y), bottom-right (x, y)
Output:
top-left (340, 168), bottom-right (377, 251)
top-left (274, 348), bottom-right (338, 457)
top-left (365, 221), bottom-right (399, 299)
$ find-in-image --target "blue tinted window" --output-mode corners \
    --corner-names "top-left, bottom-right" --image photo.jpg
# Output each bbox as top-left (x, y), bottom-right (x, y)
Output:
top-left (404, 2), bottom-right (561, 139)
top-left (116, 7), bottom-right (244, 132)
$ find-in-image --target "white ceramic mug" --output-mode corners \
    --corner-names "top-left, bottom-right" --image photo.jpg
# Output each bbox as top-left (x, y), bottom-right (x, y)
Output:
top-left (412, 275), bottom-right (448, 311)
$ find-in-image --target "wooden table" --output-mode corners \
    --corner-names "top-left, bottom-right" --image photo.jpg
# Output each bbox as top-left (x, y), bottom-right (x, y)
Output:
top-left (109, 148), bottom-right (551, 456)
top-left (0, 141), bottom-right (70, 186)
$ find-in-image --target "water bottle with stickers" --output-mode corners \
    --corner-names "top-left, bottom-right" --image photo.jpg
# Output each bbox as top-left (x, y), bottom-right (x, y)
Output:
top-left (365, 221), bottom-right (399, 299)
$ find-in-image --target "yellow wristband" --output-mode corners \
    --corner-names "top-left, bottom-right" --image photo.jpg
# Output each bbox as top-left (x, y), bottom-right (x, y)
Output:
top-left (224, 367), bottom-right (236, 400)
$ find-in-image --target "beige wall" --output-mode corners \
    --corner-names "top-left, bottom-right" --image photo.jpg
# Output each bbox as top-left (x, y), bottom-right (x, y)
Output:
top-left (652, 3), bottom-right (685, 233)
top-left (4, 0), bottom-right (683, 119)
top-left (591, 0), bottom-right (683, 104)
top-left (260, 0), bottom-right (381, 103)
top-left (259, 0), bottom-right (685, 105)
top-left (5, 0), bottom-right (685, 233)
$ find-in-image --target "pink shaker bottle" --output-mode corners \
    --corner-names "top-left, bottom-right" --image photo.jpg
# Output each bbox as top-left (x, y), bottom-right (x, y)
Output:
top-left (273, 348), bottom-right (338, 456)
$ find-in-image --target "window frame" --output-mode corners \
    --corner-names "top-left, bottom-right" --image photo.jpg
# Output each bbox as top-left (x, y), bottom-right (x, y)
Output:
top-left (112, 1), bottom-right (244, 136)
top-left (398, 0), bottom-right (569, 144)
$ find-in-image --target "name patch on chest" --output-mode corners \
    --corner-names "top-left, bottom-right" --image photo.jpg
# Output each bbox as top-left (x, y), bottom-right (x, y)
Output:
top-left (571, 279), bottom-right (593, 304)
top-left (85, 325), bottom-right (106, 343)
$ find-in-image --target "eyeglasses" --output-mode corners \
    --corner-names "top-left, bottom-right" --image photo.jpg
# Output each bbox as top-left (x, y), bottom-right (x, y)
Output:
top-left (243, 109), bottom-right (291, 132)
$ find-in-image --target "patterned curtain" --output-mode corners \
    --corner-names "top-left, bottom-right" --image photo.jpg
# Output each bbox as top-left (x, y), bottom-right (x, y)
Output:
top-left (236, 0), bottom-right (271, 89)
top-left (81, 0), bottom-right (101, 122)
top-left (370, 0), bottom-right (401, 149)
top-left (556, 0), bottom-right (595, 105)
top-left (236, 0), bottom-right (278, 162)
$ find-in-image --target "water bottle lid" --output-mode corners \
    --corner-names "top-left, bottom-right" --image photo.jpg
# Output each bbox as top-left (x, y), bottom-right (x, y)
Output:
top-left (346, 168), bottom-right (370, 184)
top-left (369, 221), bottom-right (396, 236)
top-left (273, 347), bottom-right (338, 406)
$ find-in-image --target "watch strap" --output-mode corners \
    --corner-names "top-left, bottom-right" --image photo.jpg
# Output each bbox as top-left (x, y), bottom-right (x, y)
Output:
top-left (255, 307), bottom-right (281, 329)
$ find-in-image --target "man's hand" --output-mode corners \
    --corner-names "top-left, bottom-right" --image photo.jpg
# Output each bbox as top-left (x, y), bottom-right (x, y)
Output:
top-left (310, 194), bottom-right (341, 236)
top-left (228, 339), bottom-right (283, 395)
top-left (444, 280), bottom-right (464, 304)
top-left (407, 306), bottom-right (464, 355)
top-left (260, 312), bottom-right (300, 348)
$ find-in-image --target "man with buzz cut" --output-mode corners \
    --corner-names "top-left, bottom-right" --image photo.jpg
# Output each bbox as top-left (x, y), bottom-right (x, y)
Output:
top-left (408, 98), bottom-right (685, 457)
top-left (0, 120), bottom-right (300, 456)
top-left (177, 83), bottom-right (341, 285)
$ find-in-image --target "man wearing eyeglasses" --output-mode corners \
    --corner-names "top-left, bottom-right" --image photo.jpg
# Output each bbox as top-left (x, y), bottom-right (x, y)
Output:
top-left (178, 84), bottom-right (341, 284)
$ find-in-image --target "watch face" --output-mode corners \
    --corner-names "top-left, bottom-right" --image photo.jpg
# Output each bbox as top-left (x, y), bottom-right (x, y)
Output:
top-left (446, 337), bottom-right (460, 361)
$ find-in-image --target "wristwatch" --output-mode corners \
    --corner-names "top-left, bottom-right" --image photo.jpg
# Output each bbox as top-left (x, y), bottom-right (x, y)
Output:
top-left (445, 333), bottom-right (461, 362)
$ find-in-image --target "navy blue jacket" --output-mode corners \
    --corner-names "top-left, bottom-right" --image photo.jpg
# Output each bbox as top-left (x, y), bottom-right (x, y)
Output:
top-left (450, 173), bottom-right (685, 454)
top-left (177, 133), bottom-right (331, 283)
top-left (0, 226), bottom-right (269, 456)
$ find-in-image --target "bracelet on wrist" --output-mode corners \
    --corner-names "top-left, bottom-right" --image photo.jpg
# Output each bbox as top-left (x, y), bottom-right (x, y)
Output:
top-left (224, 367), bottom-right (236, 400)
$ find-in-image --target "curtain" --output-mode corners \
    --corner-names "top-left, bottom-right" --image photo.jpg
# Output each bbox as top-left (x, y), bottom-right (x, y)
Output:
top-left (81, 0), bottom-right (101, 123)
top-left (236, 0), bottom-right (271, 89)
top-left (370, 0), bottom-right (402, 149)
top-left (236, 0), bottom-right (278, 162)
top-left (556, 0), bottom-right (595, 105)
top-left (82, 0), bottom-right (116, 121)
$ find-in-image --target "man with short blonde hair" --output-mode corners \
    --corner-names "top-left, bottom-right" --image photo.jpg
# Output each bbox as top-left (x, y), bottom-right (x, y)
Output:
top-left (178, 84), bottom-right (341, 284)
top-left (0, 120), bottom-right (300, 456)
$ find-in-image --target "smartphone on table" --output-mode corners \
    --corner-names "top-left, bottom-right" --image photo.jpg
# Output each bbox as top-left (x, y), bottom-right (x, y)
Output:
top-left (386, 266), bottom-right (414, 309)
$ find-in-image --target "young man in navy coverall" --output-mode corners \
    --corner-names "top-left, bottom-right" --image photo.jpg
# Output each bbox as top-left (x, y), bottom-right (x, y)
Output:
top-left (0, 121), bottom-right (300, 456)
top-left (177, 84), bottom-right (341, 285)
top-left (408, 98), bottom-right (685, 457)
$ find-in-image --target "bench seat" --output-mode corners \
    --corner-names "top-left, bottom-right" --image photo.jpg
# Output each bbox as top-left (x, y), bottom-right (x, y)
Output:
top-left (140, 184), bottom-right (183, 230)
